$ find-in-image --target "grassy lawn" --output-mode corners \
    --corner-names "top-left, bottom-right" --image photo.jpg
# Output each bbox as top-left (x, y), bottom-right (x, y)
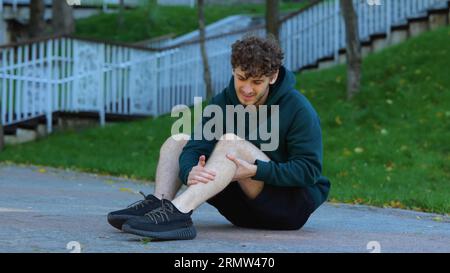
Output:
top-left (1, 26), bottom-right (449, 214)
top-left (75, 1), bottom-right (309, 43)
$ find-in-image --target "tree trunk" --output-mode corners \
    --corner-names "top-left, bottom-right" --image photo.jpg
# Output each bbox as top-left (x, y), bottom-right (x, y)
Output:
top-left (52, 0), bottom-right (75, 35)
top-left (29, 0), bottom-right (46, 38)
top-left (197, 0), bottom-right (213, 100)
top-left (340, 0), bottom-right (362, 100)
top-left (266, 0), bottom-right (280, 39)
top-left (118, 0), bottom-right (125, 29)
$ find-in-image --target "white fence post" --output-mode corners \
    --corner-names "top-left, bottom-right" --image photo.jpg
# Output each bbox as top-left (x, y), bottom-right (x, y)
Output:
top-left (151, 54), bottom-right (158, 116)
top-left (12, 0), bottom-right (17, 13)
top-left (8, 48), bottom-right (12, 125)
top-left (103, 0), bottom-right (108, 13)
top-left (1, 50), bottom-right (5, 125)
top-left (46, 40), bottom-right (53, 134)
top-left (99, 43), bottom-right (105, 126)
top-left (72, 40), bottom-right (78, 111)
top-left (386, 0), bottom-right (392, 37)
top-left (334, 0), bottom-right (340, 63)
top-left (16, 45), bottom-right (22, 121)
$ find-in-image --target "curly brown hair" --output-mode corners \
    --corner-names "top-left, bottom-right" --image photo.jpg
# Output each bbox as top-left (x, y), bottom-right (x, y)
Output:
top-left (231, 35), bottom-right (284, 79)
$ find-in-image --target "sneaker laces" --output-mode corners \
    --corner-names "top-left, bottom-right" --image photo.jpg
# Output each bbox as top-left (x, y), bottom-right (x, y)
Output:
top-left (126, 191), bottom-right (154, 210)
top-left (144, 198), bottom-right (174, 224)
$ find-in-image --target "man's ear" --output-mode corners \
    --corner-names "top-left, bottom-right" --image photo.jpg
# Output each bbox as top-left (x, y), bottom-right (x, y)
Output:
top-left (269, 70), bottom-right (279, 84)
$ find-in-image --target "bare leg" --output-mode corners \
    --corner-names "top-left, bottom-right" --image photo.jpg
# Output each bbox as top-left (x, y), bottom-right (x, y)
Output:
top-left (172, 133), bottom-right (270, 213)
top-left (153, 134), bottom-right (190, 200)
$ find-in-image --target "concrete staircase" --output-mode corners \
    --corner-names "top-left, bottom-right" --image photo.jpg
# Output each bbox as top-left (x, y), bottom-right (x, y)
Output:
top-left (2, 111), bottom-right (148, 145)
top-left (312, 1), bottom-right (450, 72)
top-left (136, 14), bottom-right (256, 49)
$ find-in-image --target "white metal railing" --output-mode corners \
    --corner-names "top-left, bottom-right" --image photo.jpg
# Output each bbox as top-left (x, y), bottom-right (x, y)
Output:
top-left (0, 0), bottom-right (447, 134)
top-left (280, 0), bottom-right (447, 71)
top-left (0, 28), bottom-right (266, 131)
top-left (0, 38), bottom-right (157, 131)
top-left (0, 0), bottom-right (44, 15)
top-left (0, 0), bottom-right (19, 13)
top-left (0, 35), bottom-right (238, 132)
top-left (157, 0), bottom-right (196, 8)
top-left (0, 0), bottom-right (141, 13)
top-left (147, 15), bottom-right (254, 49)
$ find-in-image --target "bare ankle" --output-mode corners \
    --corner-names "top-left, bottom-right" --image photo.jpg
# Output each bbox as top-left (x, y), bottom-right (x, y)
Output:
top-left (172, 199), bottom-right (194, 213)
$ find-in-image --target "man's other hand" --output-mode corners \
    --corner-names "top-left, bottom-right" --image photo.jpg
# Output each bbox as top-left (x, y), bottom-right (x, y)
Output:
top-left (187, 155), bottom-right (217, 185)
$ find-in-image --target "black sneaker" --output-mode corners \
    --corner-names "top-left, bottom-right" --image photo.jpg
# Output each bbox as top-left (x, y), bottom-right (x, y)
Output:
top-left (107, 191), bottom-right (161, 230)
top-left (121, 199), bottom-right (196, 241)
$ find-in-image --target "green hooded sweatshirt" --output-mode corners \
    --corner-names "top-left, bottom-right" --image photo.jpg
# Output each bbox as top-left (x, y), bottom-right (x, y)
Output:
top-left (178, 66), bottom-right (330, 210)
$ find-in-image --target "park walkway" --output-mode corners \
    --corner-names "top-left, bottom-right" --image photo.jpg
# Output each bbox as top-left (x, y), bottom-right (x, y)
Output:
top-left (0, 163), bottom-right (449, 253)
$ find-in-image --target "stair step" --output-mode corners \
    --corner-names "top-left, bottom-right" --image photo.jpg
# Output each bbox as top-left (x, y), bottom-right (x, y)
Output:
top-left (408, 11), bottom-right (429, 21)
top-left (301, 1), bottom-right (450, 73)
top-left (392, 19), bottom-right (409, 27)
top-left (427, 1), bottom-right (450, 11)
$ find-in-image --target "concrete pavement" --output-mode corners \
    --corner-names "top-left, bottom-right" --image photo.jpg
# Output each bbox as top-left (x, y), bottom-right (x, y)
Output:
top-left (0, 163), bottom-right (449, 253)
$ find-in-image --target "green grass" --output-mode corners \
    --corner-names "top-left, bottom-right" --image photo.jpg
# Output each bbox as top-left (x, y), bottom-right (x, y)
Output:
top-left (1, 26), bottom-right (449, 214)
top-left (297, 26), bottom-right (450, 214)
top-left (75, 1), bottom-right (309, 42)
top-left (0, 117), bottom-right (176, 180)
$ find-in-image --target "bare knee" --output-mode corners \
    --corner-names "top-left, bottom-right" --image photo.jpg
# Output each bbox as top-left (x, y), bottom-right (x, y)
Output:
top-left (219, 133), bottom-right (243, 142)
top-left (160, 133), bottom-right (190, 154)
top-left (215, 133), bottom-right (243, 154)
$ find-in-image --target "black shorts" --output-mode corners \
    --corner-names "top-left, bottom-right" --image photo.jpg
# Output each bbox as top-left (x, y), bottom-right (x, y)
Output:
top-left (207, 182), bottom-right (315, 230)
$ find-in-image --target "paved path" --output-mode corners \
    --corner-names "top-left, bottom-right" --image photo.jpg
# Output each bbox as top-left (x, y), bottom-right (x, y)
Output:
top-left (0, 164), bottom-right (449, 253)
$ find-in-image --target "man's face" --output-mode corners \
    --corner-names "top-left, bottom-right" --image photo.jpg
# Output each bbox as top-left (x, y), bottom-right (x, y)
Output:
top-left (233, 67), bottom-right (278, 106)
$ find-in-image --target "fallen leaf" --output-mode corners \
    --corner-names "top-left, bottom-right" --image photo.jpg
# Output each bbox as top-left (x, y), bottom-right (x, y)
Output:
top-left (140, 238), bottom-right (153, 244)
top-left (104, 179), bottom-right (116, 185)
top-left (343, 148), bottom-right (352, 156)
top-left (385, 161), bottom-right (395, 170)
top-left (119, 188), bottom-right (135, 194)
top-left (388, 200), bottom-right (405, 209)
